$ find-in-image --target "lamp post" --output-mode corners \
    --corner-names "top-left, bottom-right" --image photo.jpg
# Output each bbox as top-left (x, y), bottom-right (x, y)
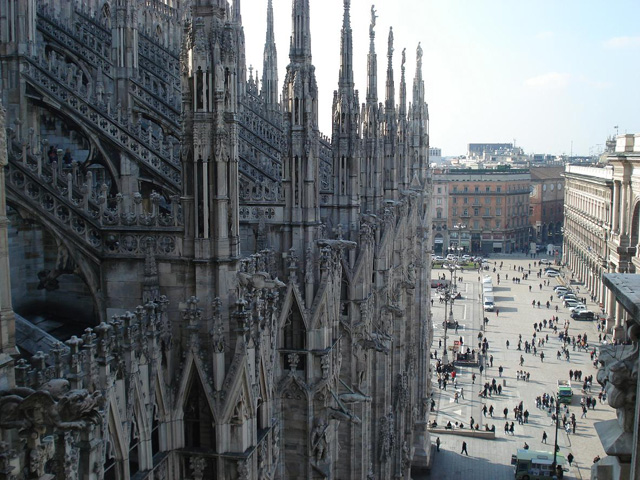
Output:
top-left (442, 288), bottom-right (452, 365)
top-left (553, 395), bottom-right (560, 474)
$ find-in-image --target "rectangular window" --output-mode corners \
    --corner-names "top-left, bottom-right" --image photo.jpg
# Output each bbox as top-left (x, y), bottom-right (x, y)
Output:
top-left (485, 207), bottom-right (491, 216)
top-left (474, 220), bottom-right (480, 229)
top-left (496, 207), bottom-right (502, 215)
top-left (497, 187), bottom-right (502, 193)
top-left (463, 208), bottom-right (468, 216)
top-left (474, 186), bottom-right (479, 193)
top-left (453, 186), bottom-right (458, 193)
top-left (464, 186), bottom-right (468, 193)
top-left (485, 197), bottom-right (491, 204)
top-left (437, 187), bottom-right (442, 193)
top-left (464, 197), bottom-right (468, 204)
top-left (486, 186), bottom-right (490, 192)
top-left (453, 197), bottom-right (457, 204)
top-left (496, 198), bottom-right (502, 205)
top-left (452, 207), bottom-right (458, 216)
top-left (437, 198), bottom-right (443, 205)
top-left (495, 220), bottom-right (501, 228)
top-left (474, 198), bottom-right (480, 205)
top-left (474, 208), bottom-right (479, 216)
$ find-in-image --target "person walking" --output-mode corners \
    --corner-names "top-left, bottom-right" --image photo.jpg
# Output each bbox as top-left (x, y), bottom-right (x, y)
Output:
top-left (542, 431), bottom-right (548, 444)
top-left (461, 441), bottom-right (469, 456)
top-left (509, 422), bottom-right (515, 435)
top-left (498, 365), bottom-right (504, 377)
top-left (503, 407), bottom-right (508, 419)
top-left (490, 355), bottom-right (494, 367)
top-left (436, 437), bottom-right (441, 452)
top-left (520, 355), bottom-right (524, 366)
top-left (567, 452), bottom-right (574, 466)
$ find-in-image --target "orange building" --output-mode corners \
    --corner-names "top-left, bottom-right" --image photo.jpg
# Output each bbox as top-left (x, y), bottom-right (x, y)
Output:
top-left (432, 168), bottom-right (531, 254)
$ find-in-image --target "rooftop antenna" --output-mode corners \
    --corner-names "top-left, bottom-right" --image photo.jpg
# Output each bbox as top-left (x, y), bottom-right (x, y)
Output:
top-left (614, 125), bottom-right (619, 136)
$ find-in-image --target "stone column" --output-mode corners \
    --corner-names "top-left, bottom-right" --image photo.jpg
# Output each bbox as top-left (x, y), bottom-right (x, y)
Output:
top-left (0, 102), bottom-right (16, 389)
top-left (612, 181), bottom-right (620, 233)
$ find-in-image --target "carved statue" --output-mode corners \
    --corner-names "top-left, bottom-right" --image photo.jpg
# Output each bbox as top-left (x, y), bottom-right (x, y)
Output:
top-left (37, 243), bottom-right (76, 291)
top-left (597, 343), bottom-right (639, 433)
top-left (0, 379), bottom-right (103, 433)
top-left (369, 6), bottom-right (377, 36)
top-left (311, 416), bottom-right (329, 463)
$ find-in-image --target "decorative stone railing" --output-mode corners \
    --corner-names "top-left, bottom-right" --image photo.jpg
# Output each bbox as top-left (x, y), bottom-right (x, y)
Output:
top-left (130, 78), bottom-right (180, 127)
top-left (21, 57), bottom-right (182, 189)
top-left (6, 138), bottom-right (183, 258)
top-left (138, 31), bottom-right (181, 82)
top-left (36, 7), bottom-right (112, 78)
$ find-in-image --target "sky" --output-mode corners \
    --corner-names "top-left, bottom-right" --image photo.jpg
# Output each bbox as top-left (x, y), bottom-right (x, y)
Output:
top-left (240, 0), bottom-right (640, 157)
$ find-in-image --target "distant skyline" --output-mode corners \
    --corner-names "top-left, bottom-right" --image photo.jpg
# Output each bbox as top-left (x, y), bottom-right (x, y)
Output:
top-left (241, 0), bottom-right (640, 157)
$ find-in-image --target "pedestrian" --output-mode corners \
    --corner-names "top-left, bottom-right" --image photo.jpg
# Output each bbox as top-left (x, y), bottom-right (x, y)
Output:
top-left (490, 355), bottom-right (494, 367)
top-left (498, 365), bottom-right (503, 377)
top-left (510, 422), bottom-right (514, 435)
top-left (506, 340), bottom-right (510, 349)
top-left (540, 351), bottom-right (545, 362)
top-left (567, 452), bottom-right (574, 466)
top-left (436, 437), bottom-right (441, 452)
top-left (503, 407), bottom-right (508, 419)
top-left (472, 373), bottom-right (476, 384)
top-left (461, 441), bottom-right (468, 456)
top-left (496, 308), bottom-right (499, 316)
top-left (520, 355), bottom-right (524, 366)
top-left (542, 431), bottom-right (548, 444)
top-left (504, 421), bottom-right (509, 434)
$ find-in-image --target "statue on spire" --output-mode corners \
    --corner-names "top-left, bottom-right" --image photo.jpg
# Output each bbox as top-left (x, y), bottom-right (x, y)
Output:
top-left (416, 42), bottom-right (423, 70)
top-left (370, 6), bottom-right (377, 36)
top-left (402, 48), bottom-right (406, 70)
top-left (388, 27), bottom-right (394, 56)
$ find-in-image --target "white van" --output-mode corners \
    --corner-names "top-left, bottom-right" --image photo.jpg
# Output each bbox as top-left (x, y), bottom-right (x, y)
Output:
top-left (483, 294), bottom-right (495, 311)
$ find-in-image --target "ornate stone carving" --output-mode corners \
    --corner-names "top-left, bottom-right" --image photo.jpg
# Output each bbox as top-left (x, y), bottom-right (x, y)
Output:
top-left (0, 379), bottom-right (103, 433)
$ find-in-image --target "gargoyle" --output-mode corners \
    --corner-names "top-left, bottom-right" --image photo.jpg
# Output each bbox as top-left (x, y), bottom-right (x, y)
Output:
top-left (328, 407), bottom-right (361, 425)
top-left (359, 338), bottom-right (390, 354)
top-left (0, 379), bottom-right (103, 433)
top-left (339, 392), bottom-right (372, 404)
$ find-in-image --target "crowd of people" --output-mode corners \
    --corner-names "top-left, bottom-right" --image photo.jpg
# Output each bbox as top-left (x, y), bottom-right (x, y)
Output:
top-left (429, 255), bottom-right (610, 470)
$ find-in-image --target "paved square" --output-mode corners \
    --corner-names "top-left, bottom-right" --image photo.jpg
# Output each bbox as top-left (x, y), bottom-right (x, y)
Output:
top-left (417, 254), bottom-right (616, 480)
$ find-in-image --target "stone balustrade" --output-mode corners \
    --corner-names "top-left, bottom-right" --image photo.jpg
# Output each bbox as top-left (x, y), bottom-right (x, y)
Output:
top-left (21, 57), bottom-right (182, 189)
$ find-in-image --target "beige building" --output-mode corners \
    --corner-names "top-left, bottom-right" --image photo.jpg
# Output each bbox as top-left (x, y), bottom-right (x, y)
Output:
top-left (563, 133), bottom-right (640, 480)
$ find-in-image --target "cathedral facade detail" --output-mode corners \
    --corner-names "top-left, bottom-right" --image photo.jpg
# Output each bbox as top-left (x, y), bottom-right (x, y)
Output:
top-left (0, 0), bottom-right (433, 478)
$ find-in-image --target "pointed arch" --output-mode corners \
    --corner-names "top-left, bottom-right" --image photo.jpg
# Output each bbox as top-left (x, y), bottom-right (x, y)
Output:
top-left (181, 365), bottom-right (216, 451)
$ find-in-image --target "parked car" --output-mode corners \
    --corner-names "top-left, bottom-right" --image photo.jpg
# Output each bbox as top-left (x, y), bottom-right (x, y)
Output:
top-left (539, 259), bottom-right (551, 264)
top-left (545, 270), bottom-right (560, 277)
top-left (569, 304), bottom-right (587, 313)
top-left (433, 256), bottom-right (444, 262)
top-left (564, 298), bottom-right (581, 308)
top-left (561, 294), bottom-right (578, 302)
top-left (553, 285), bottom-right (568, 292)
top-left (556, 290), bottom-right (572, 298)
top-left (571, 310), bottom-right (595, 320)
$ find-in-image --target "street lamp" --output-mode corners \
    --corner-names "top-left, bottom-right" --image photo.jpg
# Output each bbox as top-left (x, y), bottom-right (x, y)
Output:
top-left (552, 395), bottom-right (562, 477)
top-left (441, 287), bottom-right (453, 365)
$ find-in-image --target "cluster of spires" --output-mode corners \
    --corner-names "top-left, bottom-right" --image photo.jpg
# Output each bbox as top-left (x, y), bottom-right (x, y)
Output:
top-left (257, 0), bottom-right (426, 127)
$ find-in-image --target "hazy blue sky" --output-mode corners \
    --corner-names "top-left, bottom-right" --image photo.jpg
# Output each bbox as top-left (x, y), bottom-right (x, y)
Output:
top-left (241, 0), bottom-right (640, 156)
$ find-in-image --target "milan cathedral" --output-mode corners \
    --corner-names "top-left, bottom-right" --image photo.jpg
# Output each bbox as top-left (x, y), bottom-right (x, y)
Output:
top-left (0, 0), bottom-right (433, 478)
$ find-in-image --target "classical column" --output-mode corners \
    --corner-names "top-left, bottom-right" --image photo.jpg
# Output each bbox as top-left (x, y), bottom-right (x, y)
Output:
top-left (612, 181), bottom-right (620, 233)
